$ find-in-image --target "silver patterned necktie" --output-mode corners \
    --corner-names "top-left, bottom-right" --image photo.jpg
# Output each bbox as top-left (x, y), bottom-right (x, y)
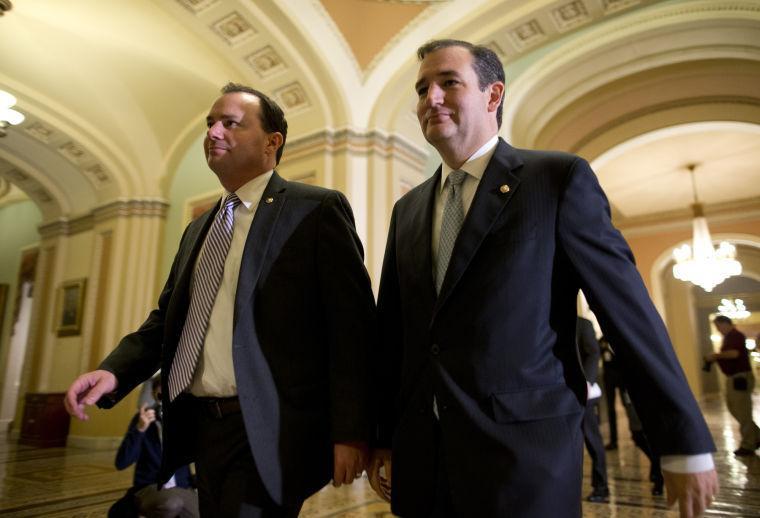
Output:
top-left (169, 192), bottom-right (241, 401)
top-left (436, 169), bottom-right (468, 293)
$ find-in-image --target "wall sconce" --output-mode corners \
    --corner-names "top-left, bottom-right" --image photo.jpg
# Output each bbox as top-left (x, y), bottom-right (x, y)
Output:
top-left (0, 90), bottom-right (25, 137)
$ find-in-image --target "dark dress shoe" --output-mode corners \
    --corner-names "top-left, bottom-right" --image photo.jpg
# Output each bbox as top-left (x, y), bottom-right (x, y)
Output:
top-left (604, 443), bottom-right (617, 451)
top-left (734, 447), bottom-right (756, 456)
top-left (651, 480), bottom-right (664, 496)
top-left (586, 486), bottom-right (610, 502)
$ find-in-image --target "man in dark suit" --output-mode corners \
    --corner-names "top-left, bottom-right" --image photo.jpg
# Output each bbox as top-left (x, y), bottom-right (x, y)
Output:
top-left (577, 316), bottom-right (609, 503)
top-left (65, 83), bottom-right (376, 517)
top-left (368, 39), bottom-right (718, 517)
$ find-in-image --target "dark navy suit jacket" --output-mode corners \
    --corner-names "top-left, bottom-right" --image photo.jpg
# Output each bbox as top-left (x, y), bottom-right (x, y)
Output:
top-left (99, 172), bottom-right (376, 506)
top-left (374, 139), bottom-right (714, 517)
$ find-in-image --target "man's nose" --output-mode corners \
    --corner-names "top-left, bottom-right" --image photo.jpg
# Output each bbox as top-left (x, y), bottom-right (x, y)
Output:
top-left (424, 84), bottom-right (443, 106)
top-left (207, 121), bottom-right (224, 139)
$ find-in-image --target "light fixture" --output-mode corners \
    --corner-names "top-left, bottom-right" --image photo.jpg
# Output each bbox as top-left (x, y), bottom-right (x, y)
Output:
top-left (717, 298), bottom-right (751, 320)
top-left (0, 89), bottom-right (25, 137)
top-left (672, 163), bottom-right (741, 292)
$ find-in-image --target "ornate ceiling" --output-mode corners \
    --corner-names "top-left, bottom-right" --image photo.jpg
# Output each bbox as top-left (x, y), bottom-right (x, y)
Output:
top-left (0, 0), bottom-right (758, 230)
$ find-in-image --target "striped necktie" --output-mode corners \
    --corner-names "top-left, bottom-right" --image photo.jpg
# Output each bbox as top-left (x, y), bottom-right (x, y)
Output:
top-left (169, 193), bottom-right (241, 401)
top-left (436, 170), bottom-right (467, 293)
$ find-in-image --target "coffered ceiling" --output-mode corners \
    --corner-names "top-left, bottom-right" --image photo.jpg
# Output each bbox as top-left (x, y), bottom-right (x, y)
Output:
top-left (0, 0), bottom-right (758, 230)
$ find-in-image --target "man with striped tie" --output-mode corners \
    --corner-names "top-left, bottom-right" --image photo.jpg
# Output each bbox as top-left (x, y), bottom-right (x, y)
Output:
top-left (65, 83), bottom-right (376, 517)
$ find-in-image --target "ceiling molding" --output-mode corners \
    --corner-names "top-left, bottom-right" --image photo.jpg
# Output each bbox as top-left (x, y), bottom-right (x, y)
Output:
top-left (285, 127), bottom-right (428, 169)
top-left (617, 196), bottom-right (760, 236)
top-left (570, 95), bottom-right (760, 154)
top-left (38, 199), bottom-right (169, 239)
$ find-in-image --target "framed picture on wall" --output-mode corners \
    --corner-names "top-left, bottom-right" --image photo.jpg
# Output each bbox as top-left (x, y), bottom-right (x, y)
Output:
top-left (0, 283), bottom-right (8, 338)
top-left (56, 278), bottom-right (86, 337)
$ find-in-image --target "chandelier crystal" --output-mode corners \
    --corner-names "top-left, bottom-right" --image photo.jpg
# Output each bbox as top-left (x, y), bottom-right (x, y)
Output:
top-left (717, 298), bottom-right (751, 320)
top-left (671, 164), bottom-right (741, 292)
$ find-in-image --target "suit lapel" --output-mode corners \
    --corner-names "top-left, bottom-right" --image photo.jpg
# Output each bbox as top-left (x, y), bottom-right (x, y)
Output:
top-left (233, 171), bottom-right (287, 326)
top-left (405, 171), bottom-right (439, 298)
top-left (173, 203), bottom-right (219, 308)
top-left (433, 140), bottom-right (524, 318)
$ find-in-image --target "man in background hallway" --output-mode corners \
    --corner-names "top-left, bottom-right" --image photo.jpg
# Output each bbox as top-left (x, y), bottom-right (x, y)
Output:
top-left (706, 315), bottom-right (760, 456)
top-left (65, 83), bottom-right (376, 517)
top-left (577, 316), bottom-right (609, 503)
top-left (369, 39), bottom-right (718, 518)
top-left (600, 335), bottom-right (622, 451)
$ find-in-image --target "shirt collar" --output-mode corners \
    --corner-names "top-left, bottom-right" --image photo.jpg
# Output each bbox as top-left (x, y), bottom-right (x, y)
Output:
top-left (439, 135), bottom-right (499, 193)
top-left (225, 171), bottom-right (274, 211)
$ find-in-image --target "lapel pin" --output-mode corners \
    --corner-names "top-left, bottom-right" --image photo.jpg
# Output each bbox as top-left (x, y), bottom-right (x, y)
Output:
top-left (499, 184), bottom-right (510, 194)
top-left (265, 197), bottom-right (274, 204)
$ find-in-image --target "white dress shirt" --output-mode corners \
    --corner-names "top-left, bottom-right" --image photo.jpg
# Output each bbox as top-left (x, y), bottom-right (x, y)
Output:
top-left (189, 171), bottom-right (273, 397)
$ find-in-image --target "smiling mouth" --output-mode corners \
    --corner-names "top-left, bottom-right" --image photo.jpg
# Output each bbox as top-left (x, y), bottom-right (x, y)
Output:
top-left (426, 112), bottom-right (453, 124)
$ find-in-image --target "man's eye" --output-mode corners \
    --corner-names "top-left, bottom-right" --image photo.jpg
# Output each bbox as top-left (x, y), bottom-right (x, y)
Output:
top-left (224, 121), bottom-right (239, 128)
top-left (444, 79), bottom-right (459, 87)
top-left (417, 87), bottom-right (428, 97)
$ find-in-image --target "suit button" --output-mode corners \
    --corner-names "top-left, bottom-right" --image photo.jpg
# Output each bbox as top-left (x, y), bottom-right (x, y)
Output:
top-left (430, 344), bottom-right (440, 355)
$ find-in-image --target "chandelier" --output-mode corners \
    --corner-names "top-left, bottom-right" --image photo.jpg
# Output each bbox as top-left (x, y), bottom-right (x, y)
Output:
top-left (717, 298), bottom-right (750, 320)
top-left (0, 89), bottom-right (25, 137)
top-left (672, 163), bottom-right (741, 292)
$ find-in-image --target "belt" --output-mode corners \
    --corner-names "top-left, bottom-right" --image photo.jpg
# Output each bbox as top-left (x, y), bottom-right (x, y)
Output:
top-left (189, 395), bottom-right (241, 419)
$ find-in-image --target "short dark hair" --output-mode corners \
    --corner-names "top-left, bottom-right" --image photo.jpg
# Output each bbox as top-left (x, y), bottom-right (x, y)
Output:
top-left (220, 82), bottom-right (288, 165)
top-left (713, 315), bottom-right (733, 326)
top-left (417, 39), bottom-right (506, 127)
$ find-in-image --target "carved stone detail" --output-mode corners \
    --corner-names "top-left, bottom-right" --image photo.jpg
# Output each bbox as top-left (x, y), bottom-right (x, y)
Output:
top-left (245, 46), bottom-right (287, 78)
top-left (24, 122), bottom-right (55, 143)
top-left (58, 142), bottom-right (89, 165)
top-left (508, 20), bottom-right (546, 51)
top-left (212, 12), bottom-right (255, 46)
top-left (274, 83), bottom-right (310, 112)
top-left (175, 0), bottom-right (218, 14)
top-left (552, 1), bottom-right (591, 32)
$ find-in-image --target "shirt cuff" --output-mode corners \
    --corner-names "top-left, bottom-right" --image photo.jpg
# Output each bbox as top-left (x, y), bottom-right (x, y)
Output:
top-left (660, 453), bottom-right (714, 473)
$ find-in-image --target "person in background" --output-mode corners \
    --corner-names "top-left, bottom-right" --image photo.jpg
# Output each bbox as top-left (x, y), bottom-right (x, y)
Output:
top-left (621, 388), bottom-right (664, 496)
top-left (705, 315), bottom-right (760, 456)
top-left (577, 317), bottom-right (610, 503)
top-left (111, 376), bottom-right (198, 518)
top-left (599, 335), bottom-right (622, 451)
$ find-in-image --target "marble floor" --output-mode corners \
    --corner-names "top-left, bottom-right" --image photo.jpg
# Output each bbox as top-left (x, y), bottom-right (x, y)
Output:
top-left (0, 394), bottom-right (758, 517)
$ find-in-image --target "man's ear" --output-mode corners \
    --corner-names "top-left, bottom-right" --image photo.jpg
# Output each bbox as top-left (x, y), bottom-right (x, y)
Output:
top-left (487, 81), bottom-right (505, 113)
top-left (267, 132), bottom-right (284, 152)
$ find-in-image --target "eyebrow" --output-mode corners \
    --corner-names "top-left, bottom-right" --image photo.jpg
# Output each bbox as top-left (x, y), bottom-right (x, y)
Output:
top-left (206, 113), bottom-right (240, 123)
top-left (414, 70), bottom-right (459, 92)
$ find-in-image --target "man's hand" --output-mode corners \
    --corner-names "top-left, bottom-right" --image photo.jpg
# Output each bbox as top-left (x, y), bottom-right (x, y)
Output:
top-left (368, 448), bottom-right (392, 502)
top-left (136, 403), bottom-right (156, 432)
top-left (63, 370), bottom-right (118, 420)
top-left (332, 441), bottom-right (368, 487)
top-left (663, 469), bottom-right (719, 518)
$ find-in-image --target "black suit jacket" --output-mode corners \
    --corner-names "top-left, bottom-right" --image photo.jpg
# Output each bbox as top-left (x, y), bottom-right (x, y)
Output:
top-left (374, 139), bottom-right (714, 517)
top-left (99, 172), bottom-right (376, 505)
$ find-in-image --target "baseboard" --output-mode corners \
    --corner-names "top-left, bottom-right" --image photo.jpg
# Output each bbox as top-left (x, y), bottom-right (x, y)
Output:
top-left (66, 434), bottom-right (122, 450)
